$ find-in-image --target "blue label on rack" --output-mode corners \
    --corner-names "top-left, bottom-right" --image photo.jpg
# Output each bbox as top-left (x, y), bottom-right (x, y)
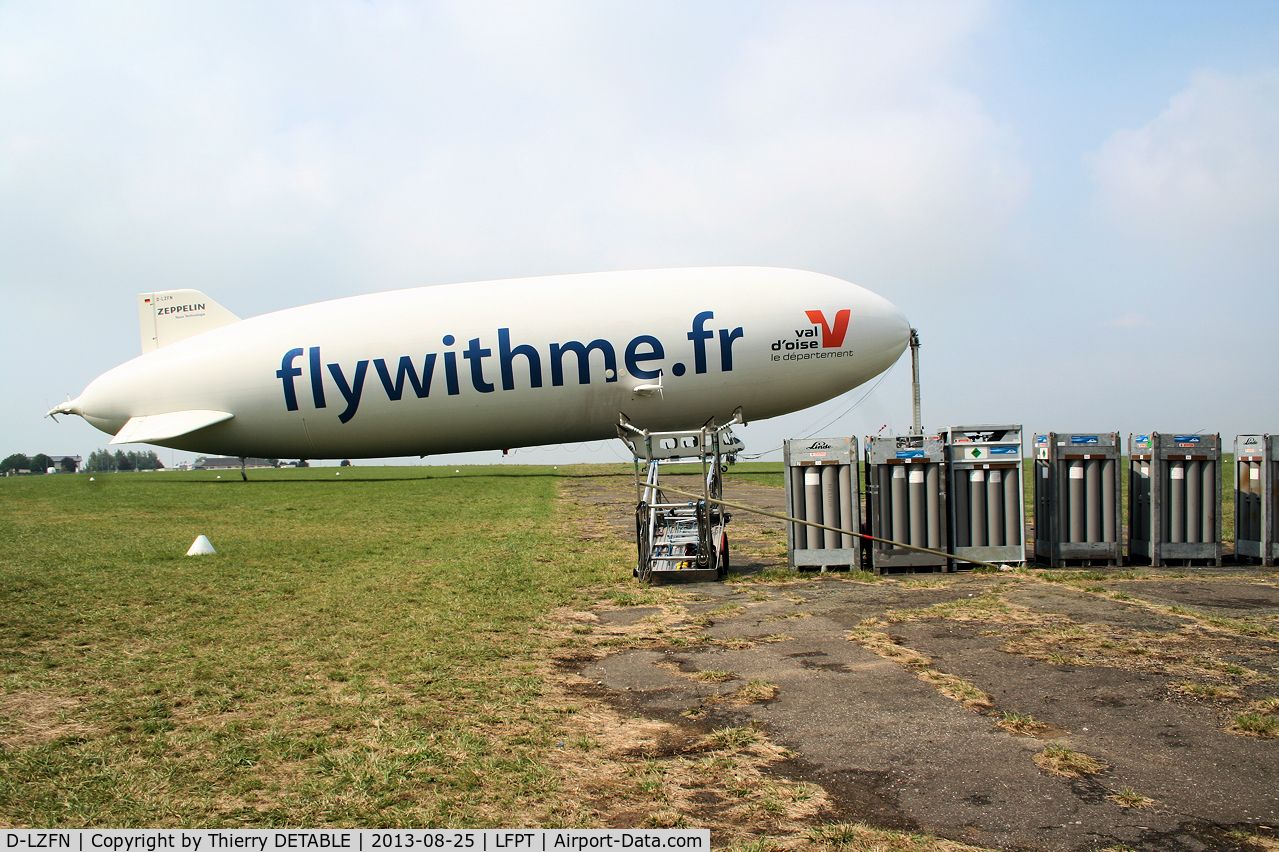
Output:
top-left (990, 447), bottom-right (1018, 455)
top-left (896, 451), bottom-right (925, 459)
top-left (1070, 435), bottom-right (1099, 444)
top-left (1173, 435), bottom-right (1201, 443)
top-left (1035, 435), bottom-right (1047, 444)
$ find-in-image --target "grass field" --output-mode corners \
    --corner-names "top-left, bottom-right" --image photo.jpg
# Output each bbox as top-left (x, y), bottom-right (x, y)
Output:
top-left (0, 466), bottom-right (636, 828)
top-left (0, 458), bottom-right (1252, 833)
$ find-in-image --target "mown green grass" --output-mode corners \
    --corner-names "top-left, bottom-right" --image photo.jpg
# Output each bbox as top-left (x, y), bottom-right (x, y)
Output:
top-left (723, 463), bottom-right (784, 488)
top-left (0, 466), bottom-right (627, 827)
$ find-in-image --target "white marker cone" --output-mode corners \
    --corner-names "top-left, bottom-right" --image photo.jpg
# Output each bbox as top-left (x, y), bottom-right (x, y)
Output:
top-left (187, 535), bottom-right (217, 556)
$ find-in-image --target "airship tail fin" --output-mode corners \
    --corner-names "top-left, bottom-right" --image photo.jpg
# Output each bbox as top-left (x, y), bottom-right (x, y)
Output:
top-left (110, 409), bottom-right (235, 445)
top-left (138, 290), bottom-right (240, 353)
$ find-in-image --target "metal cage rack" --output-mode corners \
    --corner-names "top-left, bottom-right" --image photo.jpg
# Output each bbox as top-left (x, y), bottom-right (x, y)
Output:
top-left (946, 425), bottom-right (1025, 567)
top-left (1033, 432), bottom-right (1123, 567)
top-left (864, 434), bottom-right (948, 573)
top-left (1128, 432), bottom-right (1222, 567)
top-left (784, 437), bottom-right (862, 571)
top-left (1234, 434), bottom-right (1277, 567)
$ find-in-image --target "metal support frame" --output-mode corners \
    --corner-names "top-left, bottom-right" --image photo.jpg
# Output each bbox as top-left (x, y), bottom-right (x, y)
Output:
top-left (618, 410), bottom-right (743, 583)
top-left (1128, 432), bottom-right (1222, 567)
top-left (1032, 432), bottom-right (1122, 567)
top-left (909, 328), bottom-right (922, 437)
top-left (1234, 434), bottom-right (1277, 567)
top-left (946, 424), bottom-right (1026, 567)
top-left (783, 437), bottom-right (861, 571)
top-left (865, 434), bottom-right (948, 573)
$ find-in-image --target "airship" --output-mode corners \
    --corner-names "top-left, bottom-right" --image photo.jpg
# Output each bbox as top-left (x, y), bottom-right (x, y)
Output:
top-left (49, 268), bottom-right (911, 460)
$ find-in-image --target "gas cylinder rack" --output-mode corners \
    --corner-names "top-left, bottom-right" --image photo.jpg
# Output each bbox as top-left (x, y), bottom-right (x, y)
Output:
top-left (1128, 433), bottom-right (1222, 567)
top-left (618, 413), bottom-right (742, 583)
top-left (784, 437), bottom-right (861, 571)
top-left (1234, 434), bottom-right (1276, 567)
top-left (864, 434), bottom-right (948, 573)
top-left (1032, 433), bottom-right (1122, 567)
top-left (946, 425), bottom-right (1026, 567)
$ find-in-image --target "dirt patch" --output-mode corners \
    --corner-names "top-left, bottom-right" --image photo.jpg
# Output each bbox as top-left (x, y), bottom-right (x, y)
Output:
top-left (0, 692), bottom-right (92, 750)
top-left (544, 678), bottom-right (844, 841)
top-left (1004, 584), bottom-right (1193, 631)
top-left (553, 473), bottom-right (1279, 851)
top-left (1117, 580), bottom-right (1279, 615)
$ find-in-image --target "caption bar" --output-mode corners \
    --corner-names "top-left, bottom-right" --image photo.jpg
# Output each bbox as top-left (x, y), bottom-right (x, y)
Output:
top-left (3, 832), bottom-right (709, 852)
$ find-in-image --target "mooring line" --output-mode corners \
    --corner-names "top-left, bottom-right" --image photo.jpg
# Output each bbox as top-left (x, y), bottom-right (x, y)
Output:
top-left (645, 480), bottom-right (1002, 571)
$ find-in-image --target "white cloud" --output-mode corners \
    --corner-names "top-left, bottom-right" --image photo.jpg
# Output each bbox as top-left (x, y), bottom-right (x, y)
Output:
top-left (1089, 69), bottom-right (1279, 274)
top-left (352, 1), bottom-right (1029, 292)
top-left (3, 1), bottom-right (1025, 291)
top-left (725, 1), bottom-right (990, 120)
top-left (0, 0), bottom-right (1042, 460)
top-left (1106, 313), bottom-right (1148, 328)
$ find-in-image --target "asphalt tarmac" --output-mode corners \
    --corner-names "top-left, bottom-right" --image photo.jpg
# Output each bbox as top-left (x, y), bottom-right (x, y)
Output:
top-left (561, 474), bottom-right (1279, 851)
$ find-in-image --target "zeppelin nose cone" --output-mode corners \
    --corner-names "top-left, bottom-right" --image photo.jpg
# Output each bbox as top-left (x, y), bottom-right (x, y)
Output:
top-left (859, 294), bottom-right (912, 374)
top-left (47, 396), bottom-right (83, 419)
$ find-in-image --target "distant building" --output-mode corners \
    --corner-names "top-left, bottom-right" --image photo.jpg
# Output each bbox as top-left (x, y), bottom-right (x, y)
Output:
top-left (193, 456), bottom-right (277, 470)
top-left (48, 455), bottom-right (83, 472)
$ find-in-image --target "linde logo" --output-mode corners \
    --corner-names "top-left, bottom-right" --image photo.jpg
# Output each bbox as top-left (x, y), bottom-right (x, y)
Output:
top-left (807, 441), bottom-right (832, 450)
top-left (771, 310), bottom-right (851, 352)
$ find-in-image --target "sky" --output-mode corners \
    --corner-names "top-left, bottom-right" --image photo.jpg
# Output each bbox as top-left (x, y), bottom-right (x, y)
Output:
top-left (3, 0), bottom-right (1277, 468)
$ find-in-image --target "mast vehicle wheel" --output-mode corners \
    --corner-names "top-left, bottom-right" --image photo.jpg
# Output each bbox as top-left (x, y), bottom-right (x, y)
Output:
top-left (717, 532), bottom-right (729, 578)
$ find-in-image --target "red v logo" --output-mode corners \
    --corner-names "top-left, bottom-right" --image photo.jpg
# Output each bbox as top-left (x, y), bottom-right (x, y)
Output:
top-left (804, 309), bottom-right (851, 347)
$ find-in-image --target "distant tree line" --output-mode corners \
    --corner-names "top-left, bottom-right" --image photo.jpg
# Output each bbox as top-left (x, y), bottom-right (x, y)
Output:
top-left (85, 449), bottom-right (165, 472)
top-left (3, 451), bottom-right (314, 474)
top-left (1, 453), bottom-right (68, 473)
